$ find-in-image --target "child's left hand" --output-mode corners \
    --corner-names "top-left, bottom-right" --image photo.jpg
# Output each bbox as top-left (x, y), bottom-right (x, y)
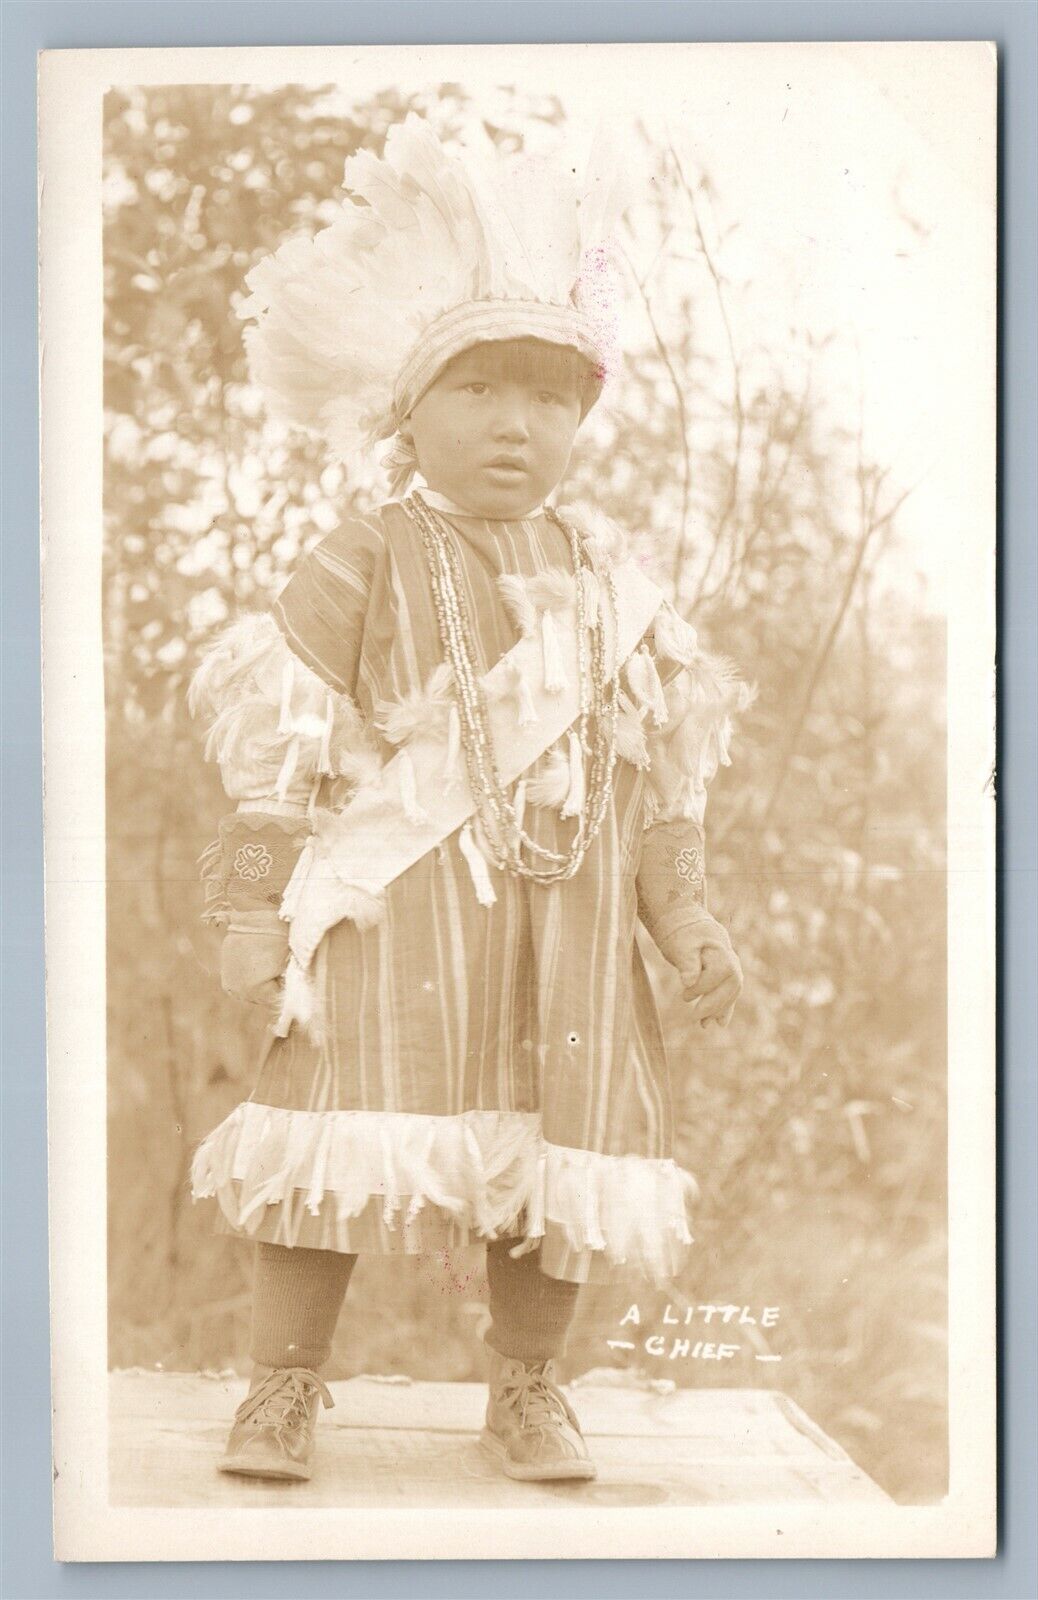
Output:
top-left (680, 942), bottom-right (744, 1031)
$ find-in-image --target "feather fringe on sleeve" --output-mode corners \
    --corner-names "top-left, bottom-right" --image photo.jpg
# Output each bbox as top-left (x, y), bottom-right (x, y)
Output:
top-left (188, 613), bottom-right (377, 806)
top-left (630, 599), bottom-right (755, 827)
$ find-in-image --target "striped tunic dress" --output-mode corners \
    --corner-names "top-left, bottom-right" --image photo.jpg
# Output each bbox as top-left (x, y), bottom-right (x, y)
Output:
top-left (190, 495), bottom-right (735, 1284)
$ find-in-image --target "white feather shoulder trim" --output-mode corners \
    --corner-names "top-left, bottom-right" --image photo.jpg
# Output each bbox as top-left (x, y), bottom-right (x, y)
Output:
top-left (188, 613), bottom-right (377, 804)
top-left (623, 603), bottom-right (754, 820)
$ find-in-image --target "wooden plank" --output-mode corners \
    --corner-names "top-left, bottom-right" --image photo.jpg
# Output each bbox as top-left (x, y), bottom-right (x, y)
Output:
top-left (108, 1370), bottom-right (891, 1509)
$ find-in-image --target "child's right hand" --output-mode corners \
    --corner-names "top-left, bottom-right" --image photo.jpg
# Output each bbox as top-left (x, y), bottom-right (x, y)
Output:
top-left (220, 912), bottom-right (289, 1009)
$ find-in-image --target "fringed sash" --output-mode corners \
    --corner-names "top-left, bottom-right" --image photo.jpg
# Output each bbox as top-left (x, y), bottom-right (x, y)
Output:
top-left (274, 556), bottom-right (664, 1034)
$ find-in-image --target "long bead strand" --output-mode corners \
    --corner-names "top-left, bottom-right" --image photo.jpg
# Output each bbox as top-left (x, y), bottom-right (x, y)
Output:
top-left (401, 491), bottom-right (620, 884)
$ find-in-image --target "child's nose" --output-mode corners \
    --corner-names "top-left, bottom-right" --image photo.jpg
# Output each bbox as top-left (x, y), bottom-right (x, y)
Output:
top-left (493, 401), bottom-right (531, 442)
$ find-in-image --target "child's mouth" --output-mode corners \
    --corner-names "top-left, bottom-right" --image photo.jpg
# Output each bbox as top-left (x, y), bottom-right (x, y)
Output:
top-left (484, 462), bottom-right (528, 481)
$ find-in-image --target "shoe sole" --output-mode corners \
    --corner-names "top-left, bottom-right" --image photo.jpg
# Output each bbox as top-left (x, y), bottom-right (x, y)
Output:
top-left (218, 1455), bottom-right (312, 1482)
top-left (479, 1427), bottom-right (598, 1482)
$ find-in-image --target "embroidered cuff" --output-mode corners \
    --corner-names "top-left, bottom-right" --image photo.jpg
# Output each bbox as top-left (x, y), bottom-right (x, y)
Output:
top-left (199, 811), bottom-right (310, 924)
top-left (636, 817), bottom-right (732, 966)
top-left (637, 815), bottom-right (707, 921)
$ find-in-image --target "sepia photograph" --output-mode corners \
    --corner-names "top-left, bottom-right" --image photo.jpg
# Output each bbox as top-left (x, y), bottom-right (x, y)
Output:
top-left (41, 40), bottom-right (997, 1561)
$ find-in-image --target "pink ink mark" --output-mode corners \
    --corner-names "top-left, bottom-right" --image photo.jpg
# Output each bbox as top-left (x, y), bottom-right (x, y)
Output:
top-left (574, 244), bottom-right (624, 384)
top-left (432, 1247), bottom-right (486, 1297)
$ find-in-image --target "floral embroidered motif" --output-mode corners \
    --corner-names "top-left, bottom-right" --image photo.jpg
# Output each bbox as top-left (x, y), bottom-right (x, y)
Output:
top-left (675, 846), bottom-right (704, 896)
top-left (233, 843), bottom-right (274, 881)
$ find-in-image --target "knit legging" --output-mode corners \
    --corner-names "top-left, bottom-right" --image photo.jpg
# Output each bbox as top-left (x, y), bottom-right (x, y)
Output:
top-left (250, 1238), bottom-right (581, 1371)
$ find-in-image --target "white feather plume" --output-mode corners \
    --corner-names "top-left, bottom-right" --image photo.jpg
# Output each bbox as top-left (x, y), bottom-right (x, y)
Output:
top-left (525, 569), bottom-right (576, 613)
top-left (374, 661), bottom-right (454, 746)
top-left (238, 113), bottom-right (637, 472)
top-left (642, 644), bottom-right (755, 822)
top-left (653, 600), bottom-right (700, 667)
top-left (497, 572), bottom-right (537, 638)
top-left (188, 613), bottom-right (375, 801)
top-left (524, 746), bottom-right (571, 810)
top-left (556, 501), bottom-right (631, 566)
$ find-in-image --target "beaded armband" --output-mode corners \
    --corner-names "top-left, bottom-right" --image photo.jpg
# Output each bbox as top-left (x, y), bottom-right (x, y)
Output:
top-left (636, 817), bottom-right (730, 959)
top-left (199, 811), bottom-right (310, 926)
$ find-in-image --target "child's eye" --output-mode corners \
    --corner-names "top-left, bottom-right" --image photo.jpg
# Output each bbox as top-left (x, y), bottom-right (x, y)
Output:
top-left (537, 390), bottom-right (564, 405)
top-left (464, 381), bottom-right (490, 396)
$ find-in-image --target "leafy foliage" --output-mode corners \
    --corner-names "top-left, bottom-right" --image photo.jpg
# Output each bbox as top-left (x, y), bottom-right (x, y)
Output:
top-left (105, 85), bottom-right (947, 1502)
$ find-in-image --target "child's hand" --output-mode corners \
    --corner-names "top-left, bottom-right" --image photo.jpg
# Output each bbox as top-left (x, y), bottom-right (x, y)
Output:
top-left (680, 941), bottom-right (743, 1031)
top-left (220, 913), bottom-right (289, 1009)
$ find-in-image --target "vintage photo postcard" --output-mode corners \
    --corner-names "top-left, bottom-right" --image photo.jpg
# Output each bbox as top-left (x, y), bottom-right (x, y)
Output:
top-left (41, 41), bottom-right (996, 1562)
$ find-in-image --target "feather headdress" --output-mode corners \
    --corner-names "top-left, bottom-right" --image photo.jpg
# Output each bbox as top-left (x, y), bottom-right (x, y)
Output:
top-left (238, 113), bottom-right (638, 492)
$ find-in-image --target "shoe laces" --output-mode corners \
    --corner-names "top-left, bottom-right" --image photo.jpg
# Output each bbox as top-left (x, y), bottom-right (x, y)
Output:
top-left (499, 1359), bottom-right (576, 1433)
top-left (235, 1367), bottom-right (333, 1440)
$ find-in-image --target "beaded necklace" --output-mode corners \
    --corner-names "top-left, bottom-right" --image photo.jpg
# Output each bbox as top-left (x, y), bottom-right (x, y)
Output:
top-left (400, 490), bottom-right (621, 883)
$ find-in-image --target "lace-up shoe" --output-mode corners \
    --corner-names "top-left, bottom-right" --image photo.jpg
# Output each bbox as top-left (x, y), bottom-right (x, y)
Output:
top-left (218, 1365), bottom-right (334, 1481)
top-left (480, 1346), bottom-right (597, 1481)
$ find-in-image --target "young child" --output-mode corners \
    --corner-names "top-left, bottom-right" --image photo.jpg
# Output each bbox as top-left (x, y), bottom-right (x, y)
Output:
top-left (189, 115), bottom-right (747, 1485)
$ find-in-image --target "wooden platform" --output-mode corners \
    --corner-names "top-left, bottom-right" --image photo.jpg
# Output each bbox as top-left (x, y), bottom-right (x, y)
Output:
top-left (109, 1369), bottom-right (890, 1508)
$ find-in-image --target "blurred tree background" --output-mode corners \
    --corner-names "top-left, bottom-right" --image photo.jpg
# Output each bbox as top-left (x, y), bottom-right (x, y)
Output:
top-left (104, 83), bottom-right (947, 1502)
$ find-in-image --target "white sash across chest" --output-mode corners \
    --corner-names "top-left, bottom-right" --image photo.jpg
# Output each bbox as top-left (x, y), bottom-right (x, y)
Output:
top-left (277, 555), bottom-right (665, 989)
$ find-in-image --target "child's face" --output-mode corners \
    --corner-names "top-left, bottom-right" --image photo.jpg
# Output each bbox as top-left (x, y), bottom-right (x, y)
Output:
top-left (405, 340), bottom-right (587, 519)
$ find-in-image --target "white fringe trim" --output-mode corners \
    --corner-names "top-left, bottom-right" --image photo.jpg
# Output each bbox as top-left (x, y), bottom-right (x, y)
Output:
top-left (458, 821), bottom-right (498, 907)
top-left (188, 612), bottom-right (377, 803)
top-left (652, 598), bottom-right (699, 666)
top-left (627, 646), bottom-right (669, 727)
top-left (190, 1103), bottom-right (698, 1279)
top-left (272, 951), bottom-right (329, 1042)
top-left (560, 730), bottom-right (586, 819)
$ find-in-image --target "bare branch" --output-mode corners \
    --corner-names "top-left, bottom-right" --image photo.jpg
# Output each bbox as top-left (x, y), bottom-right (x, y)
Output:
top-left (668, 143), bottom-right (747, 607)
top-left (618, 240), bottom-right (692, 600)
top-left (755, 476), bottom-right (916, 832)
top-left (712, 368), bottom-right (814, 608)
